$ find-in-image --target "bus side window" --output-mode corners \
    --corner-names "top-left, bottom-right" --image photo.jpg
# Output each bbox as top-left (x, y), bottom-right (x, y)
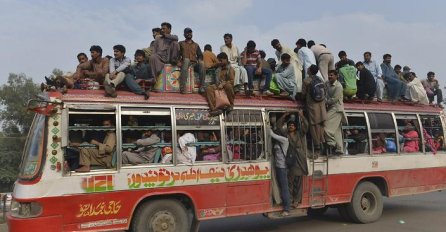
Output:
top-left (420, 114), bottom-right (445, 153)
top-left (224, 109), bottom-right (265, 162)
top-left (175, 108), bottom-right (222, 164)
top-left (66, 110), bottom-right (116, 172)
top-left (395, 114), bottom-right (422, 153)
top-left (367, 113), bottom-right (397, 154)
top-left (343, 112), bottom-right (369, 155)
top-left (120, 108), bottom-right (173, 166)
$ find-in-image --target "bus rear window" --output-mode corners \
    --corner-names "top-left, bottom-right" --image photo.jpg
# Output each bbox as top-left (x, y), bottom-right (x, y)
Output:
top-left (18, 114), bottom-right (46, 180)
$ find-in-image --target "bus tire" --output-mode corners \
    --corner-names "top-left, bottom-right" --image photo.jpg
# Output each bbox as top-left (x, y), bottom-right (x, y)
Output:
top-left (307, 206), bottom-right (328, 217)
top-left (337, 204), bottom-right (353, 222)
top-left (131, 199), bottom-right (189, 232)
top-left (346, 181), bottom-right (383, 224)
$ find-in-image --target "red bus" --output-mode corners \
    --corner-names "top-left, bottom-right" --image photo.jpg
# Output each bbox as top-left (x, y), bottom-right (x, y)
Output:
top-left (7, 89), bottom-right (446, 231)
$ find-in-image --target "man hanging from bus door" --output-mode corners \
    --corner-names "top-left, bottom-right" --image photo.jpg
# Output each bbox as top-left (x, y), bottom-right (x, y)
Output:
top-left (269, 119), bottom-right (291, 216)
top-left (276, 111), bottom-right (309, 208)
top-left (75, 119), bottom-right (116, 172)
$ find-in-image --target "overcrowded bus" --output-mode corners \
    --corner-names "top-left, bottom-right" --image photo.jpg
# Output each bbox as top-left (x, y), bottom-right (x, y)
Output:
top-left (6, 89), bottom-right (446, 232)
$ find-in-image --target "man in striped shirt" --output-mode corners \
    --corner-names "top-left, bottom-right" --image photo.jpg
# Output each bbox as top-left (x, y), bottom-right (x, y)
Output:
top-left (241, 40), bottom-right (272, 96)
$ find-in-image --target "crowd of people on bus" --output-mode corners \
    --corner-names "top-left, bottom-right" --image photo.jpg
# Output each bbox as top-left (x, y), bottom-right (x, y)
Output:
top-left (43, 21), bottom-right (444, 113)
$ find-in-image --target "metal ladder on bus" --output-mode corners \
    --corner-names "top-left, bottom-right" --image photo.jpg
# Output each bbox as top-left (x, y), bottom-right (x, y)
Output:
top-left (309, 145), bottom-right (329, 208)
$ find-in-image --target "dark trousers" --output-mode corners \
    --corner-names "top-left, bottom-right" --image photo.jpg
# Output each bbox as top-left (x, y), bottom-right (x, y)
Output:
top-left (428, 89), bottom-right (443, 104)
top-left (276, 167), bottom-right (291, 211)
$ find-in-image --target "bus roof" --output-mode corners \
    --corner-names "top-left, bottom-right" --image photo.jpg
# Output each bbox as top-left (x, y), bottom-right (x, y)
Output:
top-left (50, 90), bottom-right (442, 114)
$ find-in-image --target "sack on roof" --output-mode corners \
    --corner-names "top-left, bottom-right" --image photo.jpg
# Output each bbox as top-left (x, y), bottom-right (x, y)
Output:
top-left (310, 76), bottom-right (326, 102)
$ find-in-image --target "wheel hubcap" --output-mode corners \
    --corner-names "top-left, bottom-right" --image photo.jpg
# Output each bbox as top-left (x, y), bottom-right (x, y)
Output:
top-left (361, 193), bottom-right (375, 213)
top-left (151, 211), bottom-right (175, 232)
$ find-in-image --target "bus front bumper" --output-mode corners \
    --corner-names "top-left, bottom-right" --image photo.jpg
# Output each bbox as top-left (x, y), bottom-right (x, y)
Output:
top-left (7, 213), bottom-right (62, 232)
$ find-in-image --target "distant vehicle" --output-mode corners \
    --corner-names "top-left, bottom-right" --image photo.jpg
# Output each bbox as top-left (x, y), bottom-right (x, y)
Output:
top-left (6, 90), bottom-right (446, 232)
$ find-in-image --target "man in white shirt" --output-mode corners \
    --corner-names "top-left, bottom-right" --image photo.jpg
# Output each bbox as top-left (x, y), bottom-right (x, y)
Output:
top-left (363, 51), bottom-right (384, 101)
top-left (104, 44), bottom-right (131, 97)
top-left (220, 33), bottom-right (248, 91)
top-left (295, 38), bottom-right (317, 79)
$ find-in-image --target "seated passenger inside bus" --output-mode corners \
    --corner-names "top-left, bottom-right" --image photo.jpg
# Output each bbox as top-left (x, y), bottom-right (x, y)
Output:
top-left (75, 119), bottom-right (116, 172)
top-left (200, 132), bottom-right (222, 161)
top-left (160, 132), bottom-right (173, 164)
top-left (176, 131), bottom-right (197, 164)
top-left (401, 122), bottom-right (419, 153)
top-left (346, 129), bottom-right (367, 155)
top-left (122, 130), bottom-right (161, 165)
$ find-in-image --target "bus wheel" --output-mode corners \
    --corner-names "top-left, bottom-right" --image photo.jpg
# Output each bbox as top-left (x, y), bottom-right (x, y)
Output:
top-left (132, 199), bottom-right (189, 232)
top-left (307, 206), bottom-right (328, 217)
top-left (346, 181), bottom-right (383, 224)
top-left (337, 204), bottom-right (353, 222)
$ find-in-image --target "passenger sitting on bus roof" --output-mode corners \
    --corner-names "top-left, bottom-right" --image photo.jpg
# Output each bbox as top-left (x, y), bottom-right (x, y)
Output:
top-left (274, 53), bottom-right (297, 99)
top-left (404, 72), bottom-right (429, 105)
top-left (301, 64), bottom-right (327, 153)
top-left (75, 119), bottom-right (116, 172)
top-left (203, 44), bottom-right (218, 71)
top-left (58, 53), bottom-right (89, 89)
top-left (259, 50), bottom-right (274, 96)
top-left (276, 111), bottom-right (309, 207)
top-left (104, 44), bottom-right (131, 98)
top-left (179, 27), bottom-right (206, 94)
top-left (268, 124), bottom-right (291, 216)
top-left (422, 71), bottom-right (443, 106)
top-left (402, 123), bottom-right (419, 153)
top-left (355, 62), bottom-right (376, 101)
top-left (176, 132), bottom-right (197, 165)
top-left (141, 27), bottom-right (161, 62)
top-left (337, 59), bottom-right (357, 99)
top-left (69, 45), bottom-right (109, 86)
top-left (201, 132), bottom-right (222, 161)
top-left (335, 51), bottom-right (355, 70)
top-left (325, 70), bottom-right (347, 155)
top-left (363, 52), bottom-right (384, 102)
top-left (149, 22), bottom-right (180, 79)
top-left (220, 33), bottom-right (248, 93)
top-left (272, 39), bottom-right (303, 92)
top-left (124, 49), bottom-right (151, 100)
top-left (205, 52), bottom-right (235, 116)
top-left (380, 54), bottom-right (407, 102)
top-left (346, 129), bottom-right (367, 155)
top-left (122, 130), bottom-right (161, 165)
top-left (241, 40), bottom-right (272, 97)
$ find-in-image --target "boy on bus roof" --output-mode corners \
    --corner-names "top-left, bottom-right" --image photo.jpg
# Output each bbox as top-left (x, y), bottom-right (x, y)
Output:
top-left (104, 44), bottom-right (132, 98)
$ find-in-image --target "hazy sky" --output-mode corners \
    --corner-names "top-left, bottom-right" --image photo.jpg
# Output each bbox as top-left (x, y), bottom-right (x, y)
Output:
top-left (1, 0), bottom-right (446, 86)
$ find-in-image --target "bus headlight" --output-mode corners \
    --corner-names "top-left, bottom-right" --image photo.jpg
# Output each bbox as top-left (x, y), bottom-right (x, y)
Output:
top-left (10, 200), bottom-right (42, 218)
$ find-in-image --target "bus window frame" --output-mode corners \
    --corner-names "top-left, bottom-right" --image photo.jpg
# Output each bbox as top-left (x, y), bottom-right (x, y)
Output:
top-left (64, 104), bottom-right (119, 175)
top-left (118, 106), bottom-right (175, 169)
top-left (419, 113), bottom-right (446, 153)
top-left (394, 113), bottom-right (423, 154)
top-left (224, 108), bottom-right (267, 163)
top-left (173, 107), bottom-right (225, 165)
top-left (344, 111), bottom-right (370, 156)
top-left (366, 111), bottom-right (399, 155)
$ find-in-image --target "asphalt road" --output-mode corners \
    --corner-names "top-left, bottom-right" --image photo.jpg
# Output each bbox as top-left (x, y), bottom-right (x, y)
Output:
top-left (1, 191), bottom-right (445, 232)
top-left (200, 191), bottom-right (446, 232)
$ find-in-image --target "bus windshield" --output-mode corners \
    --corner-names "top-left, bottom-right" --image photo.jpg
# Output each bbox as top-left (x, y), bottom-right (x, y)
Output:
top-left (18, 114), bottom-right (46, 180)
